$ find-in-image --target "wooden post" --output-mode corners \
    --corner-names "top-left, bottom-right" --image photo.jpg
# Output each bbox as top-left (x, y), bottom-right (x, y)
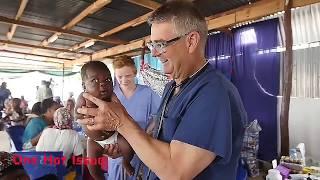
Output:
top-left (280, 0), bottom-right (293, 156)
top-left (141, 40), bottom-right (146, 68)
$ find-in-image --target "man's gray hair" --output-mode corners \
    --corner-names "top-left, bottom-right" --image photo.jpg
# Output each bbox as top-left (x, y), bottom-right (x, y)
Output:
top-left (148, 0), bottom-right (208, 47)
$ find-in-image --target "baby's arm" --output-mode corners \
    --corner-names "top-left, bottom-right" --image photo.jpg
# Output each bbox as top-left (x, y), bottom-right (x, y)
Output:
top-left (117, 135), bottom-right (134, 176)
top-left (87, 139), bottom-right (105, 180)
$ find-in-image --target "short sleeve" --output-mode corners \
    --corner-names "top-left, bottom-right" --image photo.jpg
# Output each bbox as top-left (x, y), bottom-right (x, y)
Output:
top-left (73, 134), bottom-right (84, 156)
top-left (23, 119), bottom-right (45, 143)
top-left (173, 83), bottom-right (233, 164)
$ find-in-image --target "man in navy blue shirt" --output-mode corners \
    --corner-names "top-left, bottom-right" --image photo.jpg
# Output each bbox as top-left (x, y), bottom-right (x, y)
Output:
top-left (77, 1), bottom-right (247, 179)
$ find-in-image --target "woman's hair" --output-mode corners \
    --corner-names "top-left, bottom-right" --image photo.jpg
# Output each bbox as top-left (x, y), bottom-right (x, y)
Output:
top-left (41, 98), bottom-right (58, 114)
top-left (147, 0), bottom-right (208, 48)
top-left (112, 56), bottom-right (137, 74)
top-left (11, 98), bottom-right (22, 114)
top-left (31, 102), bottom-right (42, 116)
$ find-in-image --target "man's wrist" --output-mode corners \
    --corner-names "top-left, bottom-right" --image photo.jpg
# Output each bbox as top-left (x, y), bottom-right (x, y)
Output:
top-left (117, 115), bottom-right (134, 135)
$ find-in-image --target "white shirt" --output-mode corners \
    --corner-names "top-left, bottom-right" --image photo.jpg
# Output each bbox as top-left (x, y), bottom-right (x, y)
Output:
top-left (36, 85), bottom-right (53, 102)
top-left (0, 131), bottom-right (11, 152)
top-left (36, 128), bottom-right (84, 165)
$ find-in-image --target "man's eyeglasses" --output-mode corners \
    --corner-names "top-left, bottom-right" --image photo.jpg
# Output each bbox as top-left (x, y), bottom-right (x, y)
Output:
top-left (146, 33), bottom-right (189, 54)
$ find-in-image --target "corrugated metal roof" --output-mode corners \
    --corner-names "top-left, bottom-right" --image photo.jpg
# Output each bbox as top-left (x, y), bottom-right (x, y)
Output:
top-left (0, 0), bottom-right (266, 70)
top-left (73, 1), bottom-right (151, 35)
top-left (54, 34), bottom-right (86, 46)
top-left (13, 26), bottom-right (51, 42)
top-left (115, 22), bottom-right (150, 42)
top-left (0, 0), bottom-right (19, 19)
top-left (21, 0), bottom-right (90, 27)
top-left (0, 24), bottom-right (10, 36)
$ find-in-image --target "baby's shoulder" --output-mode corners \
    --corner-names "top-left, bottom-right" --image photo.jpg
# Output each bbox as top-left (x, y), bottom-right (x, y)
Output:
top-left (76, 92), bottom-right (86, 107)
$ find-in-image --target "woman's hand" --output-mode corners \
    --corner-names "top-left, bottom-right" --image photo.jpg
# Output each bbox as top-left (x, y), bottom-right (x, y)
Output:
top-left (76, 93), bottom-right (129, 131)
top-left (103, 144), bottom-right (122, 159)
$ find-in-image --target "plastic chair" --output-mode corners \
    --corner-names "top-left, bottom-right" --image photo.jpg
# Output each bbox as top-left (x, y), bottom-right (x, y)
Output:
top-left (6, 125), bottom-right (25, 151)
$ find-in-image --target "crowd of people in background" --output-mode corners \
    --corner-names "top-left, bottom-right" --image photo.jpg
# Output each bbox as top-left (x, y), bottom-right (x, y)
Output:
top-left (0, 80), bottom-right (81, 179)
top-left (0, 55), bottom-right (161, 179)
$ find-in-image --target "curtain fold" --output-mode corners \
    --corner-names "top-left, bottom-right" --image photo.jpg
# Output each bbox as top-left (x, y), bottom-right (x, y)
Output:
top-left (205, 19), bottom-right (280, 161)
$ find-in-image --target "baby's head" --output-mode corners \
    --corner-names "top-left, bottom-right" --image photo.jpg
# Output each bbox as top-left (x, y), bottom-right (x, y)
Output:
top-left (53, 107), bottom-right (72, 129)
top-left (81, 61), bottom-right (113, 103)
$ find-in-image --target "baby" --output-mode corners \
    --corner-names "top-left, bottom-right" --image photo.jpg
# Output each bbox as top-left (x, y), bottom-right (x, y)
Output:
top-left (75, 61), bottom-right (134, 180)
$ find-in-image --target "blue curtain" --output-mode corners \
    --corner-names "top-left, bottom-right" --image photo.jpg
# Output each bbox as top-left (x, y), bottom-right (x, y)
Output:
top-left (206, 19), bottom-right (280, 161)
top-left (205, 32), bottom-right (234, 80)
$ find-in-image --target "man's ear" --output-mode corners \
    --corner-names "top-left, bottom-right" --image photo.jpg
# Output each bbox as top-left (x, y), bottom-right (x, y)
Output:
top-left (186, 31), bottom-right (200, 53)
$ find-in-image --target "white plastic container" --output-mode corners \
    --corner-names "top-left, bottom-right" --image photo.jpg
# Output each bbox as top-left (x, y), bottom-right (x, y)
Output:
top-left (266, 169), bottom-right (282, 180)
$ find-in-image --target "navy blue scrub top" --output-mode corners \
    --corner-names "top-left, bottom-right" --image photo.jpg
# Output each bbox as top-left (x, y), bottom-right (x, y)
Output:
top-left (148, 64), bottom-right (247, 180)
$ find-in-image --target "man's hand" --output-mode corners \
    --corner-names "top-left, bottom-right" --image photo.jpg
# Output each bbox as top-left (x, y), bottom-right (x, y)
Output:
top-left (77, 93), bottom-right (130, 131)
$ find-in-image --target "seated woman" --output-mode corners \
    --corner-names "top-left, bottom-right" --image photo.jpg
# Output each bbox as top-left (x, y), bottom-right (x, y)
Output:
top-left (2, 98), bottom-right (26, 151)
top-left (1, 98), bottom-right (24, 125)
top-left (22, 98), bottom-right (60, 150)
top-left (36, 107), bottom-right (83, 165)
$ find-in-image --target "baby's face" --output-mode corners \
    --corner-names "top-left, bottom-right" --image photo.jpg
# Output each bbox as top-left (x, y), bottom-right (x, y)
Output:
top-left (83, 68), bottom-right (113, 101)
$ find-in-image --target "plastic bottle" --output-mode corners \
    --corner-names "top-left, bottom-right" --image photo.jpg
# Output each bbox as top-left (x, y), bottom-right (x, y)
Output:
top-left (266, 169), bottom-right (282, 180)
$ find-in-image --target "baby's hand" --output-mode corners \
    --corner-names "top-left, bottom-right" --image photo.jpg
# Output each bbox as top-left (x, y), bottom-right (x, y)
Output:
top-left (103, 144), bottom-right (122, 159)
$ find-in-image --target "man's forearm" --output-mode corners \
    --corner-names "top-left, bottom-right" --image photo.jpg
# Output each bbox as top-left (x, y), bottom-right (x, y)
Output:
top-left (118, 117), bottom-right (177, 179)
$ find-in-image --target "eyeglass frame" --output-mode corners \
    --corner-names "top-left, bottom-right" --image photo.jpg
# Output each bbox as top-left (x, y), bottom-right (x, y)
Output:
top-left (146, 32), bottom-right (190, 54)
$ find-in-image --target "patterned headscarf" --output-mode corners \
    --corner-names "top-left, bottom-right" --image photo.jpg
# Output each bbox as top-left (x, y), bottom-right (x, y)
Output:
top-left (53, 107), bottom-right (72, 129)
top-left (0, 151), bottom-right (23, 177)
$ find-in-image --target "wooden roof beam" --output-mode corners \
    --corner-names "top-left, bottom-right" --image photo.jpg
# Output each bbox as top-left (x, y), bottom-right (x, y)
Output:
top-left (65, 36), bottom-right (149, 67)
top-left (126, 0), bottom-right (161, 10)
top-left (69, 0), bottom-right (320, 66)
top-left (0, 39), bottom-right (91, 55)
top-left (0, 49), bottom-right (73, 61)
top-left (42, 0), bottom-right (112, 47)
top-left (206, 0), bottom-right (320, 30)
top-left (65, 11), bottom-right (152, 53)
top-left (0, 62), bottom-right (62, 70)
top-left (7, 0), bottom-right (29, 40)
top-left (0, 15), bottom-right (125, 45)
